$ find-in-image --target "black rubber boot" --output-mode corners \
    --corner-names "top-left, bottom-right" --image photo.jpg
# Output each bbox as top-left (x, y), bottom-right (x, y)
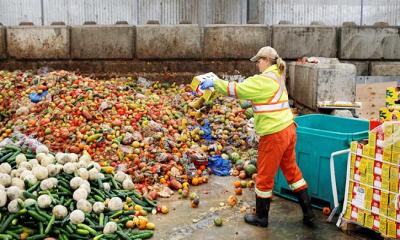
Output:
top-left (244, 197), bottom-right (270, 227)
top-left (296, 189), bottom-right (315, 227)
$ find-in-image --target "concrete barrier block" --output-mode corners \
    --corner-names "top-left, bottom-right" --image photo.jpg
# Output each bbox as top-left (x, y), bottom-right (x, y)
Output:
top-left (0, 26), bottom-right (6, 59)
top-left (341, 61), bottom-right (369, 75)
top-left (370, 62), bottom-right (400, 76)
top-left (136, 25), bottom-right (202, 59)
top-left (71, 25), bottom-right (135, 59)
top-left (340, 26), bottom-right (400, 60)
top-left (294, 62), bottom-right (356, 109)
top-left (203, 25), bottom-right (271, 59)
top-left (272, 25), bottom-right (337, 59)
top-left (7, 26), bottom-right (69, 59)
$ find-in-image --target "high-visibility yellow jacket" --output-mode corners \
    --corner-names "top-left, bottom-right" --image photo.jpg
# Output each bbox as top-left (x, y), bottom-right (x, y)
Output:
top-left (214, 64), bottom-right (293, 136)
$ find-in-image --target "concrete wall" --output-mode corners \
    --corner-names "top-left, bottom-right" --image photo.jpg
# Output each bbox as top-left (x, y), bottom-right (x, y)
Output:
top-left (340, 26), bottom-right (400, 60)
top-left (71, 25), bottom-right (135, 59)
top-left (136, 25), bottom-right (202, 59)
top-left (0, 26), bottom-right (5, 59)
top-left (0, 23), bottom-right (399, 78)
top-left (370, 62), bottom-right (400, 76)
top-left (272, 25), bottom-right (337, 59)
top-left (203, 25), bottom-right (270, 59)
top-left (7, 26), bottom-right (70, 59)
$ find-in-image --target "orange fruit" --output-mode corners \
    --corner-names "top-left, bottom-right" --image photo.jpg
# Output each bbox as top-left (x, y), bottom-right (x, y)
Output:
top-left (233, 181), bottom-right (241, 188)
top-left (192, 177), bottom-right (199, 186)
top-left (234, 187), bottom-right (243, 195)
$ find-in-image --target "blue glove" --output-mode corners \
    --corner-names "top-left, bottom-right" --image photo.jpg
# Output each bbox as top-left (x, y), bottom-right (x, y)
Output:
top-left (199, 79), bottom-right (214, 90)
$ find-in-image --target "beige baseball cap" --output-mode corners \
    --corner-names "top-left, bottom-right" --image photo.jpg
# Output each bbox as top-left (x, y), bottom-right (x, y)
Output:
top-left (250, 46), bottom-right (278, 62)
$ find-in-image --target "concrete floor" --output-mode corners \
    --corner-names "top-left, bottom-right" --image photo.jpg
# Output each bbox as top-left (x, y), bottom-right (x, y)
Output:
top-left (150, 176), bottom-right (381, 240)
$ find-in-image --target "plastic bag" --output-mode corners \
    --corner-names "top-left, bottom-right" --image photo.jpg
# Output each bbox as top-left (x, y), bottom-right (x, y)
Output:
top-left (29, 91), bottom-right (48, 103)
top-left (245, 118), bottom-right (259, 147)
top-left (137, 77), bottom-right (152, 88)
top-left (207, 155), bottom-right (231, 176)
top-left (200, 119), bottom-right (213, 141)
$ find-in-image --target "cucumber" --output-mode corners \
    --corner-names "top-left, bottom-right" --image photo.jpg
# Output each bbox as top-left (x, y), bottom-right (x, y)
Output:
top-left (44, 215), bottom-right (55, 234)
top-left (4, 145), bottom-right (21, 152)
top-left (77, 224), bottom-right (97, 236)
top-left (75, 229), bottom-right (89, 235)
top-left (0, 214), bottom-right (16, 233)
top-left (116, 230), bottom-right (131, 240)
top-left (131, 231), bottom-right (154, 239)
top-left (26, 234), bottom-right (46, 240)
top-left (0, 152), bottom-right (14, 163)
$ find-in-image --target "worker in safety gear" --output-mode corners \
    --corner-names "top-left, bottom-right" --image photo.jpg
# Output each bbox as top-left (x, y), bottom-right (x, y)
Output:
top-left (200, 46), bottom-right (315, 228)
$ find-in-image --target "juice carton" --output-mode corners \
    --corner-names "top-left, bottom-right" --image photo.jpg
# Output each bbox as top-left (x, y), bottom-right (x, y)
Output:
top-left (380, 191), bottom-right (389, 216)
top-left (350, 205), bottom-right (359, 221)
top-left (371, 200), bottom-right (381, 215)
top-left (386, 87), bottom-right (400, 101)
top-left (372, 214), bottom-right (380, 231)
top-left (386, 219), bottom-right (397, 238)
top-left (344, 203), bottom-right (352, 220)
top-left (373, 174), bottom-right (383, 189)
top-left (380, 107), bottom-right (393, 121)
top-left (390, 166), bottom-right (399, 192)
top-left (379, 216), bottom-right (387, 236)
top-left (364, 213), bottom-right (374, 229)
top-left (190, 72), bottom-right (219, 101)
top-left (388, 193), bottom-right (397, 219)
top-left (364, 187), bottom-right (373, 210)
top-left (382, 164), bottom-right (390, 191)
top-left (351, 185), bottom-right (366, 209)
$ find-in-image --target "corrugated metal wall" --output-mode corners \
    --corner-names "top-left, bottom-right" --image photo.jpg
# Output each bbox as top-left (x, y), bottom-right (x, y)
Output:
top-left (262, 0), bottom-right (362, 25)
top-left (262, 0), bottom-right (400, 25)
top-left (0, 0), bottom-right (398, 26)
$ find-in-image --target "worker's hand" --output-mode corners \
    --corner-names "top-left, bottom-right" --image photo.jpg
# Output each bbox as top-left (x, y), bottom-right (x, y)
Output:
top-left (200, 79), bottom-right (214, 90)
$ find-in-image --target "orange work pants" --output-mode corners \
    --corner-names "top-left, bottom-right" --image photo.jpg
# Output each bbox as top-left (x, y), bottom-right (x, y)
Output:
top-left (255, 123), bottom-right (308, 198)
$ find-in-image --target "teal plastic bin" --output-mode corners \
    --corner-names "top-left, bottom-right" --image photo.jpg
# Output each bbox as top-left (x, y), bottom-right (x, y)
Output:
top-left (273, 114), bottom-right (369, 210)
